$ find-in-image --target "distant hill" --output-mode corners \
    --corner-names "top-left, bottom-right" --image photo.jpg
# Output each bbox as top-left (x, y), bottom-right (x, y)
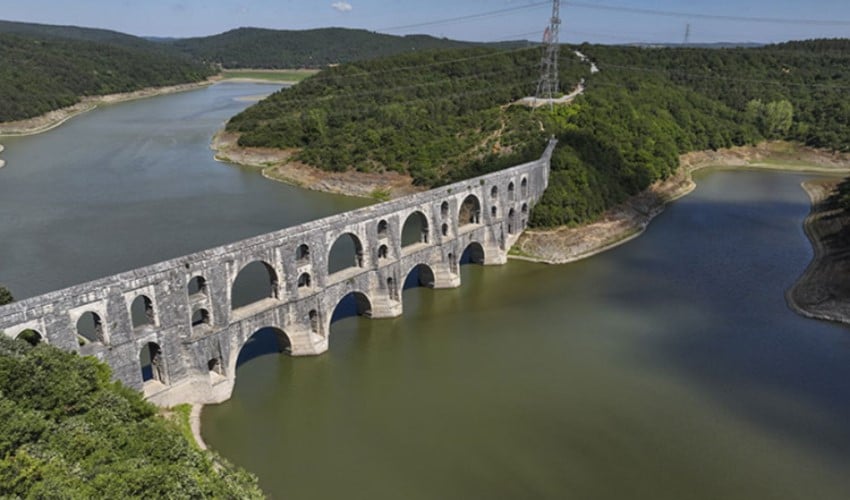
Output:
top-left (0, 19), bottom-right (165, 51)
top-left (165, 27), bottom-right (474, 68)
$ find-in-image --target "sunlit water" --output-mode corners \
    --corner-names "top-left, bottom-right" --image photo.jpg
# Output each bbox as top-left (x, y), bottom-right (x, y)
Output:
top-left (1, 86), bottom-right (849, 499)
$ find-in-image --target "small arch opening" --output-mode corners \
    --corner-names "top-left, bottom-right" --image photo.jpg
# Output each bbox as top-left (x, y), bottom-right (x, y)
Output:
top-left (508, 208), bottom-right (517, 234)
top-left (491, 186), bottom-right (499, 199)
top-left (296, 244), bottom-right (311, 263)
top-left (131, 295), bottom-right (155, 329)
top-left (76, 311), bottom-right (104, 345)
top-left (236, 327), bottom-right (292, 369)
top-left (387, 277), bottom-right (399, 301)
top-left (522, 203), bottom-right (530, 229)
top-left (16, 329), bottom-right (43, 346)
top-left (231, 261), bottom-right (279, 310)
top-left (461, 242), bottom-right (486, 266)
top-left (187, 276), bottom-right (207, 296)
top-left (508, 182), bottom-right (516, 201)
top-left (458, 195), bottom-right (482, 227)
top-left (404, 264), bottom-right (436, 290)
top-left (402, 211), bottom-right (430, 247)
top-left (328, 233), bottom-right (365, 275)
top-left (448, 253), bottom-right (458, 274)
top-left (521, 177), bottom-right (529, 196)
top-left (440, 201), bottom-right (449, 219)
top-left (297, 273), bottom-right (312, 289)
top-left (378, 245), bottom-right (389, 260)
top-left (140, 342), bottom-right (165, 384)
top-left (377, 220), bottom-right (389, 238)
top-left (309, 310), bottom-right (320, 334)
top-left (192, 308), bottom-right (211, 328)
top-left (491, 206), bottom-right (498, 218)
top-left (441, 223), bottom-right (449, 237)
top-left (208, 357), bottom-right (224, 376)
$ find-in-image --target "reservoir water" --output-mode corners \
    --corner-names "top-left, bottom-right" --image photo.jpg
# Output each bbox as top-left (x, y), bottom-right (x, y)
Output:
top-left (2, 84), bottom-right (850, 499)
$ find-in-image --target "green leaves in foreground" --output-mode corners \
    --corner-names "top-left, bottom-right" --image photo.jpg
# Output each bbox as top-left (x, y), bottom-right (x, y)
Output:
top-left (0, 336), bottom-right (263, 498)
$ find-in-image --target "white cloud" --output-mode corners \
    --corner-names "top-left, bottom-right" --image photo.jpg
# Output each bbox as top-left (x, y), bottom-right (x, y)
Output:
top-left (331, 2), bottom-right (353, 13)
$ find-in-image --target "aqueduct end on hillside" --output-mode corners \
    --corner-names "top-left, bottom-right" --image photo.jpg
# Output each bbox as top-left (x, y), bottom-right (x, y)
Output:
top-left (0, 139), bottom-right (556, 405)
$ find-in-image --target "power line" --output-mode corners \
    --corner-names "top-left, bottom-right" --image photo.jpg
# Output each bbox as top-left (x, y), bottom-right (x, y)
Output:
top-left (379, 1), bottom-right (551, 32)
top-left (564, 1), bottom-right (850, 26)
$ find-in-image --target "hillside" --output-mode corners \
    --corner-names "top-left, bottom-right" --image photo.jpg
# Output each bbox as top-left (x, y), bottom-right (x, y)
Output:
top-left (226, 40), bottom-right (850, 227)
top-left (0, 19), bottom-right (162, 51)
top-left (166, 27), bottom-right (474, 68)
top-left (0, 30), bottom-right (214, 122)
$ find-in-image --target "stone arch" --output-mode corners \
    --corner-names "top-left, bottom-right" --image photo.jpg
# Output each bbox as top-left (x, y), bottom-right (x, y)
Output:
top-left (461, 242), bottom-right (486, 266)
top-left (131, 294), bottom-right (155, 329)
top-left (521, 203), bottom-right (529, 228)
top-left (448, 252), bottom-right (458, 274)
top-left (387, 277), bottom-right (399, 301)
top-left (440, 201), bottom-right (449, 219)
top-left (231, 260), bottom-right (279, 310)
top-left (508, 181), bottom-right (516, 201)
top-left (187, 275), bottom-right (207, 296)
top-left (234, 327), bottom-right (292, 370)
top-left (208, 357), bottom-right (224, 378)
top-left (441, 223), bottom-right (449, 237)
top-left (76, 311), bottom-right (105, 345)
top-left (140, 342), bottom-right (165, 384)
top-left (296, 244), bottom-right (311, 263)
top-left (458, 195), bottom-right (482, 227)
top-left (16, 329), bottom-right (43, 346)
top-left (378, 244), bottom-right (389, 260)
top-left (191, 308), bottom-right (211, 328)
top-left (377, 219), bottom-right (389, 238)
top-left (404, 263), bottom-right (436, 290)
top-left (508, 208), bottom-right (517, 234)
top-left (521, 177), bottom-right (529, 196)
top-left (490, 185), bottom-right (499, 199)
top-left (491, 206), bottom-right (497, 218)
top-left (309, 310), bottom-right (320, 334)
top-left (297, 272), bottom-right (312, 288)
top-left (328, 232), bottom-right (365, 275)
top-left (402, 210), bottom-right (430, 247)
top-left (329, 291), bottom-right (373, 344)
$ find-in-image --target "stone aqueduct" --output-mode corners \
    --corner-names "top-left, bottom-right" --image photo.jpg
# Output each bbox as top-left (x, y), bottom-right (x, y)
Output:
top-left (0, 139), bottom-right (555, 405)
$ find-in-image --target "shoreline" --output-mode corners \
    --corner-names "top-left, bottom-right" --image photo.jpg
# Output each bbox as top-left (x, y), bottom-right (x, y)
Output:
top-left (0, 78), bottom-right (222, 138)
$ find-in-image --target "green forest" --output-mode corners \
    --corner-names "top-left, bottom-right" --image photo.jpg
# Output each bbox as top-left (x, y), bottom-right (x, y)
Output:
top-left (227, 40), bottom-right (850, 227)
top-left (0, 335), bottom-right (263, 497)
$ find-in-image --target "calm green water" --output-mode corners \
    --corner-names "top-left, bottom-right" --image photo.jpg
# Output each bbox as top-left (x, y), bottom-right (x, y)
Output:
top-left (2, 85), bottom-right (849, 499)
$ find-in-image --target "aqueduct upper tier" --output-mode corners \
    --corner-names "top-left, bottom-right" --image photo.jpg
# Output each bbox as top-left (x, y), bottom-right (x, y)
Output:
top-left (0, 138), bottom-right (556, 405)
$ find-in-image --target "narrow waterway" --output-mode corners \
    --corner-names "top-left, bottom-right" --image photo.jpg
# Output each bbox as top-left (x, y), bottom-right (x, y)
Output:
top-left (1, 85), bottom-right (849, 499)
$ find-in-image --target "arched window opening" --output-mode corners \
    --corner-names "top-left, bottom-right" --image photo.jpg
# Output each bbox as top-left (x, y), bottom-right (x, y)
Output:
top-left (402, 211), bottom-right (429, 247)
top-left (387, 277), bottom-right (399, 301)
top-left (76, 311), bottom-right (104, 345)
top-left (521, 203), bottom-right (530, 229)
top-left (491, 186), bottom-right (499, 199)
top-left (378, 245), bottom-right (389, 260)
top-left (508, 182), bottom-right (516, 201)
top-left (458, 195), bottom-right (482, 227)
top-left (297, 273), bottom-right (312, 289)
top-left (377, 220), bottom-right (389, 238)
top-left (296, 244), bottom-right (311, 263)
top-left (309, 310), bottom-right (320, 334)
top-left (491, 206), bottom-right (497, 218)
top-left (441, 223), bottom-right (449, 237)
top-left (192, 308), bottom-right (211, 328)
top-left (131, 295), bottom-right (155, 329)
top-left (140, 342), bottom-right (165, 384)
top-left (508, 208), bottom-right (517, 234)
top-left (461, 242), bottom-right (486, 266)
top-left (187, 276), bottom-right (207, 296)
top-left (208, 358), bottom-right (224, 376)
top-left (440, 201), bottom-right (449, 219)
top-left (231, 261), bottom-right (279, 310)
top-left (404, 264), bottom-right (436, 290)
top-left (16, 329), bottom-right (42, 346)
top-left (448, 253), bottom-right (458, 274)
top-left (521, 177), bottom-right (529, 196)
top-left (328, 233), bottom-right (365, 275)
top-left (236, 327), bottom-right (291, 369)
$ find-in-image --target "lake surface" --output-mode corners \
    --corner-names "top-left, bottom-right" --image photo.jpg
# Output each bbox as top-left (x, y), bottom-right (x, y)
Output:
top-left (2, 85), bottom-right (849, 499)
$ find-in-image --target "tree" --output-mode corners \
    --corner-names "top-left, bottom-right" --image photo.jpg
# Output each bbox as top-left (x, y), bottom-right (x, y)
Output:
top-left (0, 285), bottom-right (12, 306)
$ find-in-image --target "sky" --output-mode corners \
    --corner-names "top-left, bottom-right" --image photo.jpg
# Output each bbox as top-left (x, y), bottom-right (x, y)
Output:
top-left (1, 0), bottom-right (849, 44)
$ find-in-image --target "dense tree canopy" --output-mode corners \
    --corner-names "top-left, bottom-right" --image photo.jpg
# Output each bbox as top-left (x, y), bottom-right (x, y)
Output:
top-left (0, 336), bottom-right (262, 498)
top-left (0, 286), bottom-right (11, 306)
top-left (228, 40), bottom-right (850, 228)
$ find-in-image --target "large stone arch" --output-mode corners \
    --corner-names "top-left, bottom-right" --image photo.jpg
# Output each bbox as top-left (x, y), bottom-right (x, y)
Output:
top-left (327, 291), bottom-right (373, 345)
top-left (404, 263), bottom-right (436, 290)
top-left (401, 210), bottom-right (430, 248)
top-left (231, 326), bottom-right (293, 373)
top-left (327, 232), bottom-right (365, 276)
top-left (460, 241), bottom-right (486, 265)
top-left (130, 294), bottom-right (156, 329)
top-left (231, 260), bottom-right (279, 311)
top-left (458, 194), bottom-right (482, 228)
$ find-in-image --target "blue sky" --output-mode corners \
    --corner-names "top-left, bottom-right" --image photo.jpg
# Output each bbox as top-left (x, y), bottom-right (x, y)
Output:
top-left (2, 0), bottom-right (849, 43)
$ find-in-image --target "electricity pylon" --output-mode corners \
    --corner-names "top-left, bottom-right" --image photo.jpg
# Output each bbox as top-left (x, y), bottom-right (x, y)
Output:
top-left (535, 0), bottom-right (561, 110)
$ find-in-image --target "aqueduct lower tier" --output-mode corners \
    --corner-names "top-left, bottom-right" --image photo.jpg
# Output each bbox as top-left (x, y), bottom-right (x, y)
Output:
top-left (0, 139), bottom-right (556, 405)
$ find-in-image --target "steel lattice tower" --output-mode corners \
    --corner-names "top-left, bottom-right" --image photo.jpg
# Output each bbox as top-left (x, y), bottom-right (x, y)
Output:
top-left (535, 0), bottom-right (561, 109)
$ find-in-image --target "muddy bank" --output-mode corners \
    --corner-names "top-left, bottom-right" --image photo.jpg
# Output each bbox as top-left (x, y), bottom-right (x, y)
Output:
top-left (0, 79), bottom-right (220, 137)
top-left (513, 142), bottom-right (850, 264)
top-left (211, 130), bottom-right (423, 199)
top-left (787, 179), bottom-right (850, 326)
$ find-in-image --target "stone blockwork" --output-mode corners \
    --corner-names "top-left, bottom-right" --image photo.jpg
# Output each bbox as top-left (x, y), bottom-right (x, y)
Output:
top-left (0, 139), bottom-right (556, 406)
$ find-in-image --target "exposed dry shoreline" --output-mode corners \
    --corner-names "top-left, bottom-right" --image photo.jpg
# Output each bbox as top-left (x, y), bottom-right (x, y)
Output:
top-left (0, 78), bottom-right (221, 137)
top-left (786, 179), bottom-right (850, 325)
